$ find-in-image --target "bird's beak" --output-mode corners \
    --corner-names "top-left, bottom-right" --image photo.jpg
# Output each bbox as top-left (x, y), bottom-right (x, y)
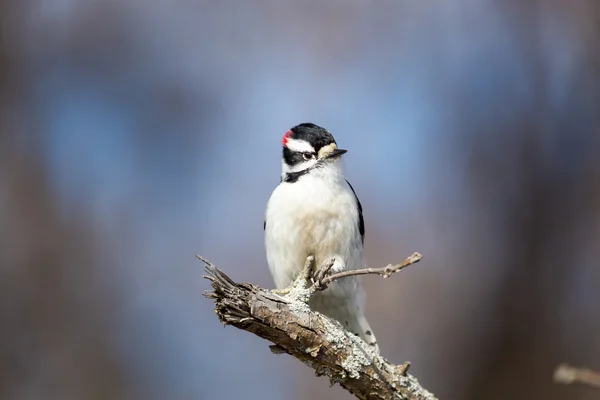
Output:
top-left (326, 148), bottom-right (348, 159)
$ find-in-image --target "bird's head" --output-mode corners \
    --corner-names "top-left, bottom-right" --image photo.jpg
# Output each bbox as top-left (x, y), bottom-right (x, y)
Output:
top-left (280, 123), bottom-right (347, 182)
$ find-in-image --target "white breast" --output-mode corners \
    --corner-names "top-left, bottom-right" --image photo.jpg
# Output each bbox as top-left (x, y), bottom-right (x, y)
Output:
top-left (264, 163), bottom-right (378, 353)
top-left (264, 172), bottom-right (363, 289)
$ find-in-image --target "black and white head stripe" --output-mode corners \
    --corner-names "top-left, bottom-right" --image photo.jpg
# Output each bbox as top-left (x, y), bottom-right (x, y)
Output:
top-left (283, 123), bottom-right (336, 152)
top-left (282, 123), bottom-right (339, 169)
top-left (280, 123), bottom-right (349, 184)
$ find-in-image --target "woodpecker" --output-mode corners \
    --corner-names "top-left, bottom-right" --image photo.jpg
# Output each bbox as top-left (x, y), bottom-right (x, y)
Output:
top-left (264, 123), bottom-right (378, 353)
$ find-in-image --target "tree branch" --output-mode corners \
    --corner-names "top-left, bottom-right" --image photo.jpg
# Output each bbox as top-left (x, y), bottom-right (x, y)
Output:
top-left (554, 363), bottom-right (600, 389)
top-left (200, 254), bottom-right (436, 400)
top-left (314, 252), bottom-right (423, 291)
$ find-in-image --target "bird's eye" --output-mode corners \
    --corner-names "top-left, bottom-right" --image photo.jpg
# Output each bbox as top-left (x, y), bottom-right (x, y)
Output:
top-left (302, 152), bottom-right (315, 161)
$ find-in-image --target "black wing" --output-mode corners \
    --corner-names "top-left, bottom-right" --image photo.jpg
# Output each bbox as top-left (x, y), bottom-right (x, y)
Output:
top-left (345, 179), bottom-right (365, 243)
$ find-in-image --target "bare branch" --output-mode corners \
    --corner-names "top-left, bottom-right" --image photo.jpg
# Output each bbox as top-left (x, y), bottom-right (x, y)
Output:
top-left (199, 254), bottom-right (436, 400)
top-left (314, 252), bottom-right (423, 291)
top-left (554, 363), bottom-right (600, 389)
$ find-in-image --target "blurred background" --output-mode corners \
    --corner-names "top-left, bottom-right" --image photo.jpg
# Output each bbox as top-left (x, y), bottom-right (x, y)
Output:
top-left (1, 1), bottom-right (599, 399)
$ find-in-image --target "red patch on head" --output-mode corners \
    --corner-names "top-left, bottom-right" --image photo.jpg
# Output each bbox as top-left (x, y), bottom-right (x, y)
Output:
top-left (282, 130), bottom-right (292, 146)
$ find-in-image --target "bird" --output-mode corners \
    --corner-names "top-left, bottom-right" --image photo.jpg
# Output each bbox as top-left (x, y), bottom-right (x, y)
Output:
top-left (264, 122), bottom-right (378, 353)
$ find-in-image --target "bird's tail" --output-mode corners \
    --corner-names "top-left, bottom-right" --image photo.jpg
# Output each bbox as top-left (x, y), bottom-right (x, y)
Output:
top-left (346, 307), bottom-right (379, 354)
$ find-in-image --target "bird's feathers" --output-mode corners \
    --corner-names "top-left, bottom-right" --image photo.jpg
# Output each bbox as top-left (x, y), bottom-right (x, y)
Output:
top-left (264, 123), bottom-right (378, 353)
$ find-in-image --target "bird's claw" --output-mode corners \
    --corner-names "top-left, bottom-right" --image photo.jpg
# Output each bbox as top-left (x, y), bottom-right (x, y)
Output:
top-left (313, 257), bottom-right (335, 288)
top-left (271, 255), bottom-right (320, 296)
top-left (271, 256), bottom-right (336, 296)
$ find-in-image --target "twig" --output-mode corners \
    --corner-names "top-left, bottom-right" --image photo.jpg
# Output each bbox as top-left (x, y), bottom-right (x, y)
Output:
top-left (198, 254), bottom-right (436, 400)
top-left (554, 363), bottom-right (600, 389)
top-left (314, 252), bottom-right (423, 291)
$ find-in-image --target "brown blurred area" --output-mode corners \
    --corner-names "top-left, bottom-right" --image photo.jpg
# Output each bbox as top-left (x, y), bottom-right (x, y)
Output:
top-left (1, 1), bottom-right (599, 399)
top-left (0, 4), bottom-right (127, 399)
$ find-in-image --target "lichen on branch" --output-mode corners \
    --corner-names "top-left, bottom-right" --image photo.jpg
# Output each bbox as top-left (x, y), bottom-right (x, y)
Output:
top-left (200, 254), bottom-right (436, 400)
